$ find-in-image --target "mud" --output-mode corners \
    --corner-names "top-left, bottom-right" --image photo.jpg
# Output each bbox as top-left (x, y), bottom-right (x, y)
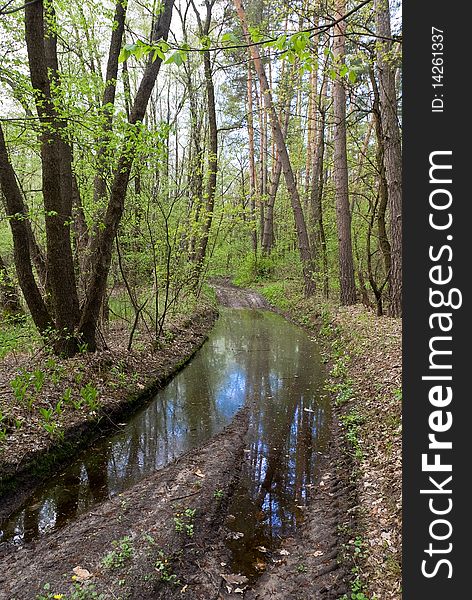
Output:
top-left (0, 285), bottom-right (356, 599)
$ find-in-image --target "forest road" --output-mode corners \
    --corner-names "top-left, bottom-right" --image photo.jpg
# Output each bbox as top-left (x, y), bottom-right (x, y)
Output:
top-left (211, 279), bottom-right (268, 309)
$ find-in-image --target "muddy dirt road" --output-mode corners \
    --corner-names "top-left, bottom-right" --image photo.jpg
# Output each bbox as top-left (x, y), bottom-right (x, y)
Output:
top-left (0, 284), bottom-right (354, 599)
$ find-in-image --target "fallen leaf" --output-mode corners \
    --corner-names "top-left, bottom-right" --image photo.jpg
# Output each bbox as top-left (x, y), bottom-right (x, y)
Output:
top-left (194, 469), bottom-right (205, 478)
top-left (279, 549), bottom-right (290, 556)
top-left (221, 573), bottom-right (249, 586)
top-left (72, 566), bottom-right (92, 581)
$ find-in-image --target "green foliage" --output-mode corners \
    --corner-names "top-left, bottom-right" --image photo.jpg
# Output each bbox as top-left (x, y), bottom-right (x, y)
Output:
top-left (174, 508), bottom-right (196, 537)
top-left (79, 383), bottom-right (99, 411)
top-left (10, 371), bottom-right (31, 405)
top-left (102, 536), bottom-right (134, 569)
top-left (259, 282), bottom-right (290, 310)
top-left (339, 567), bottom-right (372, 600)
top-left (155, 550), bottom-right (181, 586)
top-left (37, 582), bottom-right (105, 600)
top-left (233, 253), bottom-right (276, 286)
top-left (0, 317), bottom-right (38, 359)
top-left (340, 411), bottom-right (365, 460)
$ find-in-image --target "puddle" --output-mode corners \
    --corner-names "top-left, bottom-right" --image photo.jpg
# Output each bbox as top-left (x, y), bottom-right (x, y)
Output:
top-left (0, 309), bottom-right (329, 577)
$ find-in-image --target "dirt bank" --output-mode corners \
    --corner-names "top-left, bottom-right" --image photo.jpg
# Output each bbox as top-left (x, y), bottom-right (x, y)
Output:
top-left (0, 307), bottom-right (218, 521)
top-left (0, 409), bottom-right (249, 599)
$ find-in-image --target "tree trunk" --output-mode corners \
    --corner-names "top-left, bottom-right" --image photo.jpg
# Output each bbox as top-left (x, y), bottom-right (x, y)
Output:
top-left (0, 252), bottom-right (23, 319)
top-left (0, 124), bottom-right (52, 334)
top-left (332, 0), bottom-right (356, 305)
top-left (191, 0), bottom-right (218, 281)
top-left (247, 61), bottom-right (258, 253)
top-left (233, 0), bottom-right (316, 296)
top-left (310, 71), bottom-right (329, 298)
top-left (370, 67), bottom-right (392, 286)
top-left (261, 80), bottom-right (292, 256)
top-left (375, 0), bottom-right (402, 316)
top-left (92, 0), bottom-right (128, 207)
top-left (25, 0), bottom-right (81, 353)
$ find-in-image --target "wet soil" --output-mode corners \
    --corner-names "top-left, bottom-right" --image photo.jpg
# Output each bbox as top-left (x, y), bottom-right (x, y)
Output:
top-left (212, 279), bottom-right (268, 310)
top-left (0, 308), bottom-right (217, 524)
top-left (0, 286), bottom-right (355, 599)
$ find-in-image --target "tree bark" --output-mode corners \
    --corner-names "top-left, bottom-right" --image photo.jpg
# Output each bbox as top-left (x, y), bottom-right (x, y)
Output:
top-left (0, 124), bottom-right (52, 333)
top-left (246, 61), bottom-right (258, 252)
top-left (310, 71), bottom-right (329, 298)
top-left (25, 0), bottom-right (81, 352)
top-left (0, 252), bottom-right (23, 319)
top-left (370, 67), bottom-right (392, 285)
top-left (374, 0), bottom-right (402, 316)
top-left (191, 0), bottom-right (218, 280)
top-left (332, 0), bottom-right (356, 305)
top-left (92, 0), bottom-right (128, 207)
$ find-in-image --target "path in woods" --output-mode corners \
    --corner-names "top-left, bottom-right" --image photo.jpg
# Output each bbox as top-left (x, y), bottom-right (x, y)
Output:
top-left (0, 284), bottom-right (354, 599)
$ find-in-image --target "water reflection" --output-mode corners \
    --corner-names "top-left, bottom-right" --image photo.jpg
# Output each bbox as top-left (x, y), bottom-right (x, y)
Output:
top-left (0, 309), bottom-right (328, 559)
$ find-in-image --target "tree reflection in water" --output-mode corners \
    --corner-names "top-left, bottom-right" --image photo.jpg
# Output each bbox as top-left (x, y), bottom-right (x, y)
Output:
top-left (224, 311), bottom-right (329, 577)
top-left (0, 310), bottom-right (328, 554)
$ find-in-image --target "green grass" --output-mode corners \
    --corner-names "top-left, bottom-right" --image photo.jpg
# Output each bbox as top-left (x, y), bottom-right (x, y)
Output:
top-left (0, 317), bottom-right (40, 359)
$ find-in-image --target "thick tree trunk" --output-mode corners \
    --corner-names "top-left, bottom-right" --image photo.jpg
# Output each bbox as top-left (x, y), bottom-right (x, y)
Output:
top-left (370, 67), bottom-right (392, 285)
top-left (332, 0), bottom-right (357, 305)
top-left (92, 0), bottom-right (128, 207)
top-left (192, 0), bottom-right (218, 280)
top-left (0, 124), bottom-right (52, 334)
top-left (261, 86), bottom-right (291, 256)
top-left (310, 72), bottom-right (329, 298)
top-left (247, 62), bottom-right (258, 253)
top-left (375, 0), bottom-right (402, 316)
top-left (233, 0), bottom-right (315, 296)
top-left (0, 252), bottom-right (23, 319)
top-left (25, 0), bottom-right (81, 353)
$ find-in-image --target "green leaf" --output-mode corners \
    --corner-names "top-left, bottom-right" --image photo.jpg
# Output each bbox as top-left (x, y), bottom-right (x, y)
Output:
top-left (248, 25), bottom-right (264, 43)
top-left (221, 32), bottom-right (240, 46)
top-left (165, 50), bottom-right (186, 67)
top-left (118, 43), bottom-right (137, 63)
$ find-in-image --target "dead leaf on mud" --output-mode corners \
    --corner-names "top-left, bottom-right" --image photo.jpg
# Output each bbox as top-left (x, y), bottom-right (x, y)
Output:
top-left (256, 545), bottom-right (268, 553)
top-left (72, 566), bottom-right (92, 581)
top-left (312, 550), bottom-right (324, 557)
top-left (254, 560), bottom-right (266, 571)
top-left (194, 469), bottom-right (205, 478)
top-left (279, 549), bottom-right (290, 556)
top-left (221, 573), bottom-right (249, 586)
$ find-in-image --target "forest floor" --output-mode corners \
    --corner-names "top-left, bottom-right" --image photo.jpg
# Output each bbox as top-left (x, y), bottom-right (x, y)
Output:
top-left (0, 282), bottom-right (401, 600)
